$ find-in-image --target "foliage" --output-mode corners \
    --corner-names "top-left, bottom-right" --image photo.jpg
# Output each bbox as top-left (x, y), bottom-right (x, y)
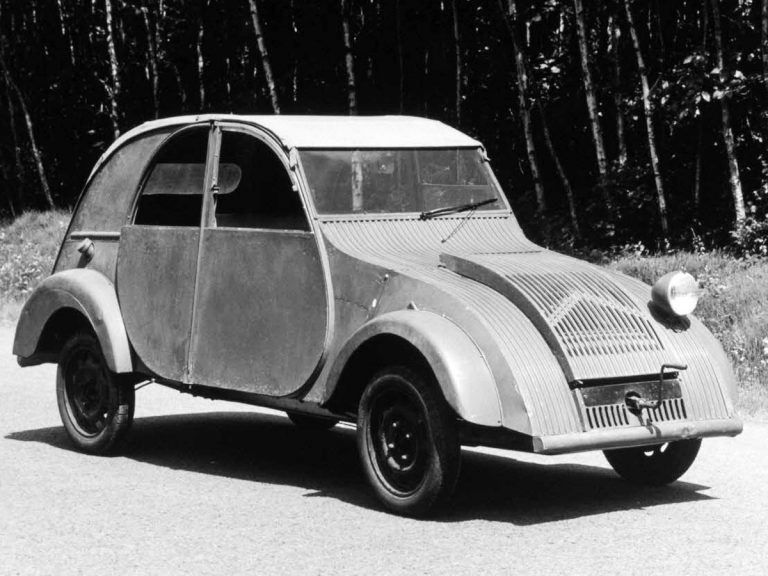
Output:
top-left (0, 1), bottom-right (768, 249)
top-left (0, 211), bottom-right (69, 313)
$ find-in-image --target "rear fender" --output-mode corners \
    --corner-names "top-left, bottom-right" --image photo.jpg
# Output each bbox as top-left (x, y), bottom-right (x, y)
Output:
top-left (325, 310), bottom-right (502, 427)
top-left (13, 269), bottom-right (132, 372)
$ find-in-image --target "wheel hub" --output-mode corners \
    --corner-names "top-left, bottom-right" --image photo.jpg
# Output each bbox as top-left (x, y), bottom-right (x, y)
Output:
top-left (381, 411), bottom-right (420, 472)
top-left (369, 389), bottom-right (428, 495)
top-left (65, 350), bottom-right (110, 435)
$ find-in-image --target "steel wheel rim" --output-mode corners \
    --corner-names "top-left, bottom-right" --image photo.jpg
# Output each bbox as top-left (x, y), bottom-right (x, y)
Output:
top-left (368, 380), bottom-right (429, 496)
top-left (63, 347), bottom-right (114, 437)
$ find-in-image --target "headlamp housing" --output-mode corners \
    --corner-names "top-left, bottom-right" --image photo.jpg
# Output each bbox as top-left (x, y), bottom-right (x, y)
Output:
top-left (651, 271), bottom-right (700, 316)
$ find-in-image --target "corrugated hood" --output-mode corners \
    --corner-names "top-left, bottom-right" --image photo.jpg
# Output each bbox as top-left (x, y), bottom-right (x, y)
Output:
top-left (440, 251), bottom-right (681, 382)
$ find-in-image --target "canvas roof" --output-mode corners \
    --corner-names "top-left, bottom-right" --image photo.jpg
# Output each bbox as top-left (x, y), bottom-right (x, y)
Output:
top-left (90, 114), bottom-right (481, 181)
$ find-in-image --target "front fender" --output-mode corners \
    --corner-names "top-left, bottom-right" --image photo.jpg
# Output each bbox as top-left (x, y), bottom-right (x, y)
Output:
top-left (13, 269), bottom-right (133, 373)
top-left (325, 309), bottom-right (502, 427)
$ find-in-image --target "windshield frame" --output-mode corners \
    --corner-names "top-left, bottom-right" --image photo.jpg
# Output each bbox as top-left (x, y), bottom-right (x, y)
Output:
top-left (295, 146), bottom-right (512, 220)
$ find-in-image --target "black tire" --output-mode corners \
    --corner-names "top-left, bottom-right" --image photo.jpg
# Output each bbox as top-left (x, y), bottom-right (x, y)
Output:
top-left (357, 366), bottom-right (460, 517)
top-left (56, 333), bottom-right (135, 455)
top-left (603, 439), bottom-right (702, 485)
top-left (287, 412), bottom-right (339, 430)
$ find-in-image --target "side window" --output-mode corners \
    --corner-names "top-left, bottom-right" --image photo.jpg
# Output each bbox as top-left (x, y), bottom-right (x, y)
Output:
top-left (134, 128), bottom-right (209, 226)
top-left (213, 132), bottom-right (309, 231)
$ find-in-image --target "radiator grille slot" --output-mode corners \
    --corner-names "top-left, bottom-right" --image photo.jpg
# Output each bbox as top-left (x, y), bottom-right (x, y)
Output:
top-left (509, 272), bottom-right (664, 358)
top-left (585, 398), bottom-right (688, 430)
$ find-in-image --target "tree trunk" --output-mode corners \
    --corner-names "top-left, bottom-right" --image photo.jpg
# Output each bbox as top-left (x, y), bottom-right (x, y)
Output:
top-left (290, 0), bottom-right (299, 104)
top-left (104, 0), bottom-right (121, 139)
top-left (573, 0), bottom-right (610, 201)
top-left (451, 0), bottom-right (461, 126)
top-left (196, 8), bottom-right (205, 110)
top-left (623, 0), bottom-right (669, 236)
top-left (56, 0), bottom-right (75, 68)
top-left (762, 0), bottom-right (768, 90)
top-left (2, 69), bottom-right (24, 211)
top-left (759, 0), bottom-right (768, 195)
top-left (341, 0), bottom-right (358, 115)
top-left (710, 0), bottom-right (746, 231)
top-left (501, 0), bottom-right (546, 223)
top-left (610, 13), bottom-right (627, 168)
top-left (248, 0), bottom-right (281, 114)
top-left (141, 7), bottom-right (159, 118)
top-left (0, 67), bottom-right (19, 216)
top-left (538, 101), bottom-right (581, 240)
top-left (123, 1), bottom-right (160, 116)
top-left (1, 59), bottom-right (54, 209)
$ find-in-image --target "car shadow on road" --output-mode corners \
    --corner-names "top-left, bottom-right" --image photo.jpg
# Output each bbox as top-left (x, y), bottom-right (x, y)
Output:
top-left (6, 410), bottom-right (714, 524)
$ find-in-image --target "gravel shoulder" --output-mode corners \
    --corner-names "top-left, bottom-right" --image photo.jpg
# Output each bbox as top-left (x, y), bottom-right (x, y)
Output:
top-left (1, 326), bottom-right (767, 576)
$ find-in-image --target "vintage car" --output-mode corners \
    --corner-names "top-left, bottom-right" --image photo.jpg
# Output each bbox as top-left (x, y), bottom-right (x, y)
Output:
top-left (14, 115), bottom-right (742, 516)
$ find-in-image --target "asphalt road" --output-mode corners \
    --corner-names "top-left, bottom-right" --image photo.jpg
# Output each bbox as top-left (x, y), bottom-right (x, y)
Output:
top-left (1, 326), bottom-right (767, 576)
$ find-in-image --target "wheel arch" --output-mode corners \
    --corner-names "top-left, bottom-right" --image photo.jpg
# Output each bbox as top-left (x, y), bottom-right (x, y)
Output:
top-left (323, 310), bottom-right (502, 427)
top-left (13, 269), bottom-right (133, 373)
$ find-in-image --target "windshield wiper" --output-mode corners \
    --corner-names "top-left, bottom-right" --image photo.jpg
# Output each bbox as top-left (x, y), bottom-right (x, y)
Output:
top-left (419, 198), bottom-right (498, 220)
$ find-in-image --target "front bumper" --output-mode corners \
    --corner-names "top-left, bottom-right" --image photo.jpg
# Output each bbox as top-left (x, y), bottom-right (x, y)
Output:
top-left (533, 416), bottom-right (743, 455)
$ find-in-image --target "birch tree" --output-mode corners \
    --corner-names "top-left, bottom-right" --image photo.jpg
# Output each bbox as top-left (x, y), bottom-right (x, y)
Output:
top-left (538, 101), bottom-right (581, 240)
top-left (140, 7), bottom-right (159, 118)
top-left (248, 0), bottom-right (280, 114)
top-left (104, 0), bottom-right (121, 138)
top-left (710, 0), bottom-right (746, 231)
top-left (573, 0), bottom-right (609, 201)
top-left (451, 0), bottom-right (461, 126)
top-left (0, 54), bottom-right (54, 209)
top-left (341, 0), bottom-right (358, 115)
top-left (623, 0), bottom-right (668, 236)
top-left (197, 4), bottom-right (206, 110)
top-left (610, 14), bottom-right (627, 168)
top-left (500, 0), bottom-right (546, 224)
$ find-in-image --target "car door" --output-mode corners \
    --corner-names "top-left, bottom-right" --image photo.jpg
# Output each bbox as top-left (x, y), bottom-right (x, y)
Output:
top-left (117, 124), bottom-right (218, 383)
top-left (187, 126), bottom-right (329, 395)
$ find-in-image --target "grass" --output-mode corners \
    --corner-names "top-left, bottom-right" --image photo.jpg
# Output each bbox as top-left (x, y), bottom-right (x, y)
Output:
top-left (607, 250), bottom-right (768, 417)
top-left (0, 211), bottom-right (765, 415)
top-left (0, 210), bottom-right (70, 324)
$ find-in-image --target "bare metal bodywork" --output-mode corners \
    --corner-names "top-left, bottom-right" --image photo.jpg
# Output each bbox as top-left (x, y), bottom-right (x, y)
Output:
top-left (14, 115), bottom-right (742, 456)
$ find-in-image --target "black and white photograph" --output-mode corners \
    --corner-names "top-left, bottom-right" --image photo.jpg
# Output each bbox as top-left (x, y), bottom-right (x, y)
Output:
top-left (0, 1), bottom-right (766, 574)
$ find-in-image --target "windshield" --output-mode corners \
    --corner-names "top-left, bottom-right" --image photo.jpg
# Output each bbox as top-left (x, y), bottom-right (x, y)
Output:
top-left (300, 148), bottom-right (505, 215)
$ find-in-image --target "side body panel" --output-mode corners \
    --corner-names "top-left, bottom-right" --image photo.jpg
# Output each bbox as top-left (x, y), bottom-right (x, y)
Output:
top-left (14, 269), bottom-right (132, 372)
top-left (188, 228), bottom-right (328, 394)
top-left (116, 226), bottom-right (199, 382)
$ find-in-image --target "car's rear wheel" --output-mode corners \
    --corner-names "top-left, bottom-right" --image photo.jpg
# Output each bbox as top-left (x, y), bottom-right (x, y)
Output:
top-left (357, 366), bottom-right (460, 517)
top-left (603, 439), bottom-right (702, 485)
top-left (56, 333), bottom-right (135, 455)
top-left (287, 412), bottom-right (339, 430)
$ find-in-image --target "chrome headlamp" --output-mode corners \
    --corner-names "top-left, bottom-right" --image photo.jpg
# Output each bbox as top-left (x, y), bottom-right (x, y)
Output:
top-left (651, 271), bottom-right (700, 316)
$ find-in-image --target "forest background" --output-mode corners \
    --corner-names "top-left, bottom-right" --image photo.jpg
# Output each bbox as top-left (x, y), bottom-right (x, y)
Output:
top-left (2, 0), bottom-right (768, 251)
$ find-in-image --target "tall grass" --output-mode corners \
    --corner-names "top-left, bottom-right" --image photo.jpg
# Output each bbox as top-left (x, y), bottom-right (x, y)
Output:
top-left (608, 251), bottom-right (768, 416)
top-left (0, 210), bottom-right (70, 323)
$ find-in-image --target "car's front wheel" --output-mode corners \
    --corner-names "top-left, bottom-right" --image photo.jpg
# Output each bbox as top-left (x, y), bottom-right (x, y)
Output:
top-left (56, 333), bottom-right (135, 455)
top-left (603, 439), bottom-right (702, 485)
top-left (357, 366), bottom-right (460, 517)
